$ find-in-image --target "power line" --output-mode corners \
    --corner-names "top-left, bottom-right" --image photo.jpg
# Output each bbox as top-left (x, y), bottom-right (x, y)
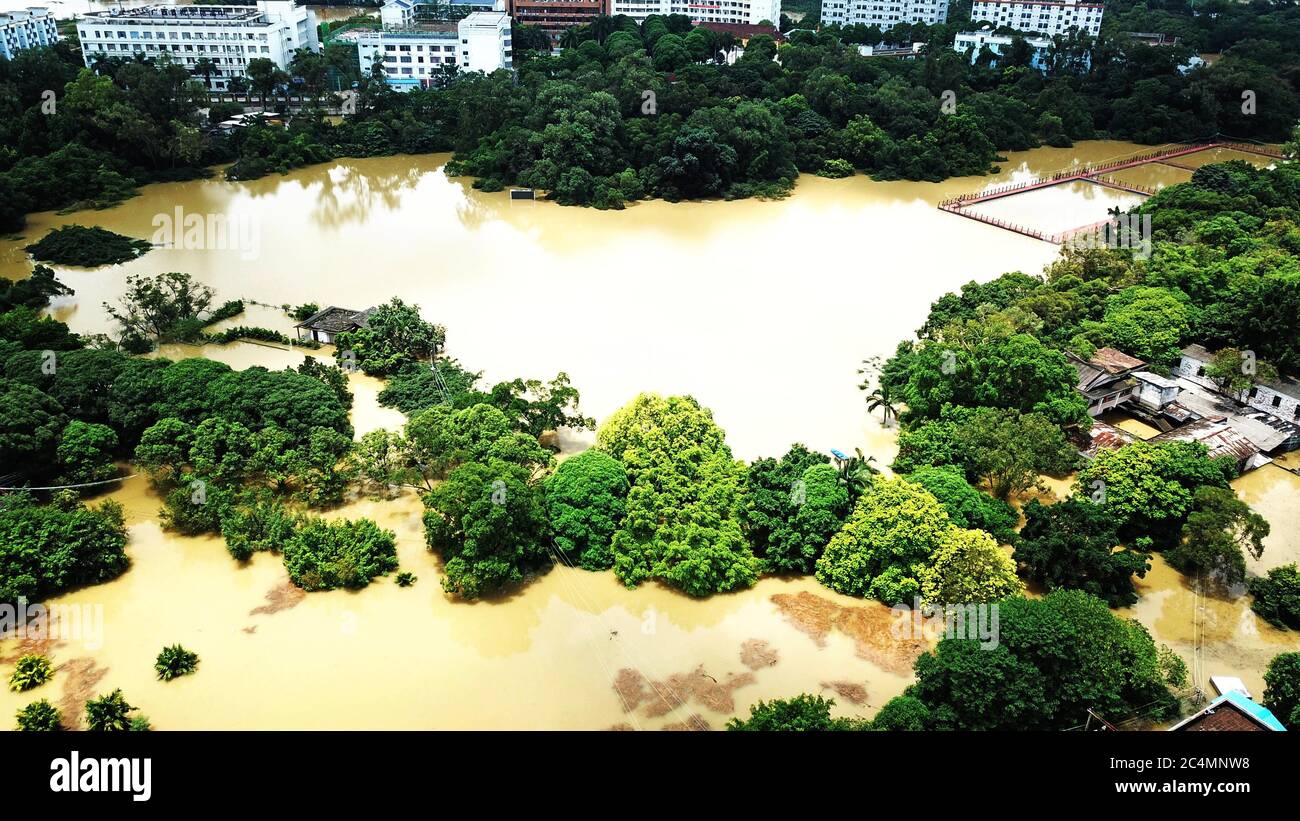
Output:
top-left (0, 474), bottom-right (139, 492)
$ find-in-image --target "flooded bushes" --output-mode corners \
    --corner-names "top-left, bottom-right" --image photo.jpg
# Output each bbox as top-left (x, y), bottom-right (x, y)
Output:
top-left (24, 225), bottom-right (151, 268)
top-left (1074, 440), bottom-right (1238, 549)
top-left (154, 645), bottom-right (200, 681)
top-left (1263, 653), bottom-right (1300, 730)
top-left (14, 699), bottom-right (61, 731)
top-left (901, 465), bottom-right (1018, 546)
top-left (726, 694), bottom-right (867, 731)
top-left (0, 492), bottom-right (129, 607)
top-left (424, 460), bottom-right (551, 599)
top-left (886, 590), bottom-right (1183, 731)
top-left (1249, 565), bottom-right (1300, 630)
top-left (8, 654), bottom-right (53, 692)
top-left (282, 516), bottom-right (398, 592)
top-left (205, 494), bottom-right (397, 591)
top-left (104, 272), bottom-right (217, 352)
top-left (814, 477), bottom-right (950, 603)
top-left (85, 689), bottom-right (149, 732)
top-left (220, 496), bottom-right (302, 561)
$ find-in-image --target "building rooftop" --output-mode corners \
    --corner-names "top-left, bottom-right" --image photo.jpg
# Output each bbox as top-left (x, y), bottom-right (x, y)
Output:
top-left (1168, 691), bottom-right (1286, 732)
top-left (1258, 374), bottom-right (1300, 402)
top-left (1181, 342), bottom-right (1214, 361)
top-left (1174, 379), bottom-right (1297, 453)
top-left (1, 9), bottom-right (53, 23)
top-left (294, 306), bottom-right (374, 334)
top-left (82, 5), bottom-right (268, 23)
top-left (1068, 347), bottom-right (1145, 396)
top-left (1149, 415), bottom-right (1264, 468)
top-left (1080, 420), bottom-right (1137, 459)
top-left (695, 22), bottom-right (785, 43)
top-left (1090, 347), bottom-right (1146, 374)
top-left (1133, 370), bottom-right (1180, 389)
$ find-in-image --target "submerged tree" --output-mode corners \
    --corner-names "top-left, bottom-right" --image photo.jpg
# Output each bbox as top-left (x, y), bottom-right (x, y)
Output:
top-left (103, 272), bottom-right (215, 351)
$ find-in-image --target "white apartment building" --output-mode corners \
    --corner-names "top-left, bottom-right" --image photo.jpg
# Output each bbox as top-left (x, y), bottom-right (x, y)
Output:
top-left (357, 10), bottom-right (511, 91)
top-left (820, 0), bottom-right (948, 30)
top-left (76, 1), bottom-right (319, 91)
top-left (0, 7), bottom-right (59, 60)
top-left (611, 0), bottom-right (783, 27)
top-left (969, 0), bottom-right (1104, 37)
top-left (954, 29), bottom-right (1053, 68)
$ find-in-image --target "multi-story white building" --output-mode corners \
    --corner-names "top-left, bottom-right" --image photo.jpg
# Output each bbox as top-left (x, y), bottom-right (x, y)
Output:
top-left (76, 1), bottom-right (319, 91)
top-left (357, 10), bottom-right (511, 91)
top-left (458, 11), bottom-right (511, 73)
top-left (0, 7), bottom-right (59, 60)
top-left (954, 29), bottom-right (1053, 68)
top-left (969, 0), bottom-right (1104, 37)
top-left (820, 0), bottom-right (948, 31)
top-left (611, 0), bottom-right (783, 27)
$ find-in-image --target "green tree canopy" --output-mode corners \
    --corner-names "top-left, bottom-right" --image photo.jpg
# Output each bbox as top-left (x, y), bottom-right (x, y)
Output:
top-left (544, 449), bottom-right (629, 571)
top-left (597, 393), bottom-right (759, 596)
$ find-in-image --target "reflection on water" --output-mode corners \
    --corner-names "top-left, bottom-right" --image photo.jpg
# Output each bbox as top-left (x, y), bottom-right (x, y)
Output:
top-left (1123, 556), bottom-right (1295, 700)
top-left (966, 180), bottom-right (1148, 235)
top-left (2, 141), bottom-right (1298, 727)
top-left (7, 146), bottom-right (1189, 461)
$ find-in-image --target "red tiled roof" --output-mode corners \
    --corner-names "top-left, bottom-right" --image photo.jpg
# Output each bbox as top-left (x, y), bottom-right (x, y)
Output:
top-left (695, 22), bottom-right (785, 43)
top-left (1090, 347), bottom-right (1145, 374)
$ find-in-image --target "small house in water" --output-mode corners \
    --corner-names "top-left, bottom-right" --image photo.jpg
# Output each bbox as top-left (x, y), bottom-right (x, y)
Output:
top-left (1066, 347), bottom-right (1147, 417)
top-left (1168, 690), bottom-right (1287, 732)
top-left (294, 306), bottom-right (374, 345)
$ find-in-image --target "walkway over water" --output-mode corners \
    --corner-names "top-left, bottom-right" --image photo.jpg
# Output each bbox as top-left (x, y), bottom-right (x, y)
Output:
top-left (938, 141), bottom-right (1284, 244)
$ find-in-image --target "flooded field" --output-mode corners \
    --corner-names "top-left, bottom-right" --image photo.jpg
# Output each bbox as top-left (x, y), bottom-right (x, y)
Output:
top-left (2, 141), bottom-right (1297, 728)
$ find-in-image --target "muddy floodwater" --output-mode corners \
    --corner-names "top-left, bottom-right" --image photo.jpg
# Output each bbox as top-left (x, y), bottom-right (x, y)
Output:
top-left (2, 142), bottom-right (1295, 728)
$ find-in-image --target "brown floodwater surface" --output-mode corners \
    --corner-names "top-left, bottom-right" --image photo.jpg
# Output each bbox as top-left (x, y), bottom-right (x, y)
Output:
top-left (3, 142), bottom-right (1178, 461)
top-left (2, 142), bottom-right (1297, 728)
top-left (0, 481), bottom-right (913, 729)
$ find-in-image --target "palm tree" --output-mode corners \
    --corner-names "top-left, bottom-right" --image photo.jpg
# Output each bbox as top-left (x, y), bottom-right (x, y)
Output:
top-left (591, 14), bottom-right (618, 45)
top-left (559, 28), bottom-right (581, 50)
top-left (193, 57), bottom-right (216, 90)
top-left (715, 32), bottom-right (736, 63)
top-left (857, 355), bottom-right (898, 427)
top-left (864, 384), bottom-right (898, 427)
top-left (836, 448), bottom-right (878, 497)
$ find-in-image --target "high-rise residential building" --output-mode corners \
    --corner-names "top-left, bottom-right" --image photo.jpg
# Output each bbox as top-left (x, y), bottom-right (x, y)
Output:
top-left (609, 0), bottom-right (782, 27)
top-left (819, 0), bottom-right (948, 31)
top-left (968, 0), bottom-right (1104, 37)
top-left (0, 7), bottom-right (59, 60)
top-left (76, 1), bottom-right (319, 91)
top-left (357, 9), bottom-right (512, 91)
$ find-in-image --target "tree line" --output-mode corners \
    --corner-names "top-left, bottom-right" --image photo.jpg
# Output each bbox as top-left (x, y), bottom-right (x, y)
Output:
top-left (4, 2), bottom-right (1299, 227)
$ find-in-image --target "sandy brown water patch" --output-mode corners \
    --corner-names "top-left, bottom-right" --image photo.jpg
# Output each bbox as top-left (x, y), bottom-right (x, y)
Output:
top-left (740, 638), bottom-right (779, 670)
top-left (57, 657), bottom-right (109, 729)
top-left (614, 664), bottom-right (758, 719)
top-left (821, 680), bottom-right (869, 705)
top-left (249, 581), bottom-right (307, 616)
top-left (771, 590), bottom-right (932, 675)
